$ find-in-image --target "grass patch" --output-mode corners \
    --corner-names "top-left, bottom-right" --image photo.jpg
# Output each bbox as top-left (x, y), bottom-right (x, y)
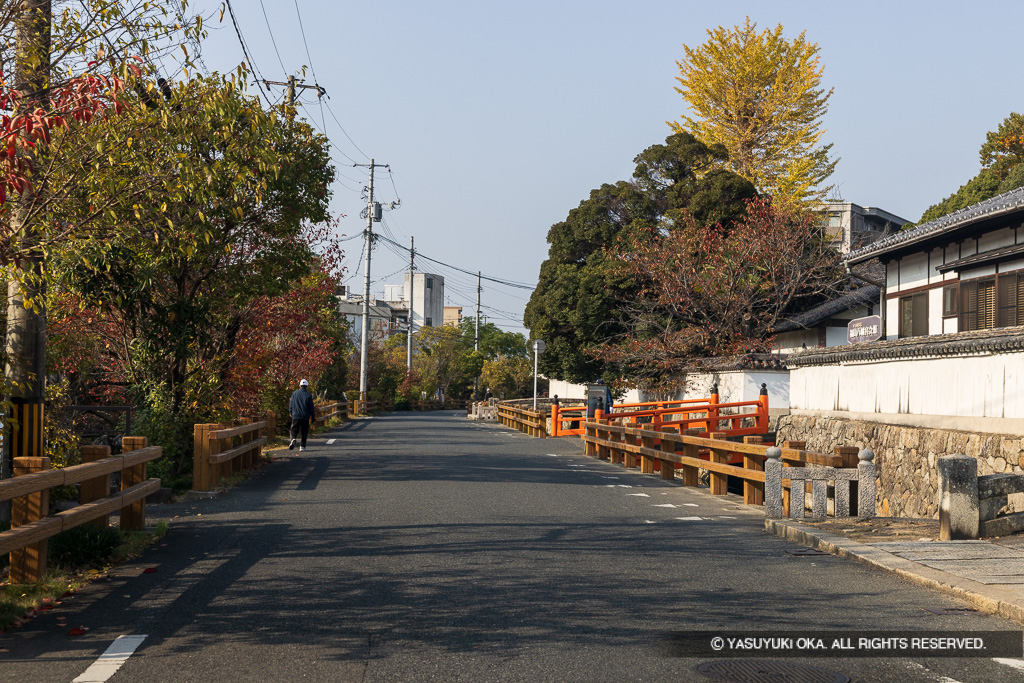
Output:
top-left (0, 520), bottom-right (169, 631)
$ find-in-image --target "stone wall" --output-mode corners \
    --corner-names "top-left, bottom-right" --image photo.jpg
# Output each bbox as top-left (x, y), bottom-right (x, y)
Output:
top-left (777, 414), bottom-right (1024, 519)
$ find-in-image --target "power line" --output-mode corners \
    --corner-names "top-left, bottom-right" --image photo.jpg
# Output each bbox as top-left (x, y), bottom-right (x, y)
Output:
top-left (375, 234), bottom-right (535, 290)
top-left (256, 0), bottom-right (287, 74)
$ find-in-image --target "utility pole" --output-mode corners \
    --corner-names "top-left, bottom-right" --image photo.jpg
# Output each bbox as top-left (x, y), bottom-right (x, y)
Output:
top-left (263, 76), bottom-right (325, 109)
top-left (474, 271), bottom-right (481, 399)
top-left (353, 159), bottom-right (389, 401)
top-left (2, 1), bottom-right (51, 518)
top-left (406, 236), bottom-right (414, 370)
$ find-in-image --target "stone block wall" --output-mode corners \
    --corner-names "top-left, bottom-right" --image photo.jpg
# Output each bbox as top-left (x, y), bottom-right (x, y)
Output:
top-left (777, 414), bottom-right (1024, 519)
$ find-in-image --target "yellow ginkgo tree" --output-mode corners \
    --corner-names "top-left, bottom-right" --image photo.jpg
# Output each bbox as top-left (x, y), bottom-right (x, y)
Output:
top-left (670, 17), bottom-right (837, 206)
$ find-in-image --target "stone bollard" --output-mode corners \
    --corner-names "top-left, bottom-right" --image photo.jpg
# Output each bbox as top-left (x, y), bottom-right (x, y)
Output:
top-left (764, 447), bottom-right (783, 519)
top-left (856, 449), bottom-right (877, 519)
top-left (938, 454), bottom-right (979, 540)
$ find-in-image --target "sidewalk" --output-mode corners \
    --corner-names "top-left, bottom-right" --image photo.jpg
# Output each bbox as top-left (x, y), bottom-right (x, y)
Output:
top-left (766, 515), bottom-right (1024, 625)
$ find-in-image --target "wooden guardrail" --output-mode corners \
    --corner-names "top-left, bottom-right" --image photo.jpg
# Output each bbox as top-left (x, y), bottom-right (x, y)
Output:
top-left (313, 399), bottom-right (348, 427)
top-left (582, 420), bottom-right (873, 518)
top-left (497, 403), bottom-right (546, 437)
top-left (193, 419), bottom-right (268, 491)
top-left (0, 438), bottom-right (162, 583)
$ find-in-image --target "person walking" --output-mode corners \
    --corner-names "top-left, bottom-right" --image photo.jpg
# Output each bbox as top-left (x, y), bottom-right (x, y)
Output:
top-left (289, 379), bottom-right (317, 452)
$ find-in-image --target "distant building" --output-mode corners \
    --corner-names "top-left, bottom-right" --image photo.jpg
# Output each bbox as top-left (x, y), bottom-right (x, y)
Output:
top-left (443, 306), bottom-right (463, 327)
top-left (823, 201), bottom-right (909, 254)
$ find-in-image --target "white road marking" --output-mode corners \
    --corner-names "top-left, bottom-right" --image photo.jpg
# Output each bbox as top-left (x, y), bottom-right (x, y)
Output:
top-left (601, 476), bottom-right (620, 479)
top-left (626, 493), bottom-right (650, 497)
top-left (683, 503), bottom-right (699, 507)
top-left (74, 634), bottom-right (148, 683)
top-left (719, 516), bottom-right (737, 519)
top-left (906, 661), bottom-right (964, 683)
top-left (568, 465), bottom-right (587, 468)
top-left (644, 520), bottom-right (656, 524)
top-left (547, 454), bottom-right (559, 457)
top-left (326, 439), bottom-right (336, 445)
top-left (994, 658), bottom-right (1024, 672)
top-left (675, 516), bottom-right (703, 521)
top-left (652, 504), bottom-right (677, 508)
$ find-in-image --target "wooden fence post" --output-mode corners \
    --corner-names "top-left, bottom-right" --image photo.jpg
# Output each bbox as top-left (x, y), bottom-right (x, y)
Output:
top-left (193, 423), bottom-right (216, 491)
top-left (756, 383), bottom-right (770, 433)
top-left (10, 456), bottom-right (51, 583)
top-left (743, 436), bottom-right (764, 505)
top-left (121, 437), bottom-right (148, 531)
top-left (709, 432), bottom-right (730, 496)
top-left (783, 440), bottom-right (806, 517)
top-left (659, 427), bottom-right (676, 481)
top-left (640, 430), bottom-right (657, 474)
top-left (681, 428), bottom-right (701, 487)
top-left (607, 421), bottom-right (622, 464)
top-left (240, 418), bottom-right (253, 471)
top-left (80, 445), bottom-right (112, 529)
top-left (708, 385), bottom-right (720, 433)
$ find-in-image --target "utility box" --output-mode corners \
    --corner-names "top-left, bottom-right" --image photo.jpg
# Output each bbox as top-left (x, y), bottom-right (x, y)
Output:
top-left (373, 202), bottom-right (383, 221)
top-left (586, 383), bottom-right (613, 419)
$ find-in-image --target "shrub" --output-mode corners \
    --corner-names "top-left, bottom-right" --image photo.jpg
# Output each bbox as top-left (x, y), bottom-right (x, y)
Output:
top-left (49, 524), bottom-right (122, 569)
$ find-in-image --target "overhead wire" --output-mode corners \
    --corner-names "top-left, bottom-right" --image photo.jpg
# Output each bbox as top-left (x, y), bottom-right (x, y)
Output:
top-left (375, 234), bottom-right (535, 290)
top-left (256, 0), bottom-right (288, 75)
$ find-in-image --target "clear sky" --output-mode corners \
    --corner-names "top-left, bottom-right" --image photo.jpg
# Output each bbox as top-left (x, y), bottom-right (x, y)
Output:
top-left (185, 1), bottom-right (1024, 335)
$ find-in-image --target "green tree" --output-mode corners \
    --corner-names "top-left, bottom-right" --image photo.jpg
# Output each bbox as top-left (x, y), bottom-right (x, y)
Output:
top-left (524, 133), bottom-right (754, 384)
top-left (412, 325), bottom-right (482, 400)
top-left (917, 112), bottom-right (1024, 225)
top-left (671, 17), bottom-right (836, 205)
top-left (49, 76), bottom-right (334, 469)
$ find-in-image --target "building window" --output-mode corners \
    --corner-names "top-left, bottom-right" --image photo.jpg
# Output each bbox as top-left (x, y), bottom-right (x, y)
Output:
top-left (426, 278), bottom-right (433, 289)
top-left (957, 271), bottom-right (1024, 331)
top-left (942, 284), bottom-right (958, 317)
top-left (425, 317), bottom-right (433, 327)
top-left (959, 277), bottom-right (996, 331)
top-left (898, 292), bottom-right (928, 338)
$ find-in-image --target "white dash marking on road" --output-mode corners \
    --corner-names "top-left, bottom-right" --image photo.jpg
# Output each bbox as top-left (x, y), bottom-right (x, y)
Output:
top-left (683, 503), bottom-right (699, 507)
top-left (567, 465), bottom-right (587, 468)
top-left (615, 485), bottom-right (632, 488)
top-left (547, 454), bottom-right (560, 457)
top-left (644, 520), bottom-right (656, 524)
top-left (906, 661), bottom-right (964, 683)
top-left (326, 439), bottom-right (336, 445)
top-left (74, 634), bottom-right (148, 683)
top-left (994, 658), bottom-right (1024, 672)
top-left (719, 516), bottom-right (737, 519)
top-left (626, 493), bottom-right (650, 497)
top-left (652, 504), bottom-right (677, 508)
top-left (601, 476), bottom-right (620, 479)
top-left (675, 516), bottom-right (703, 521)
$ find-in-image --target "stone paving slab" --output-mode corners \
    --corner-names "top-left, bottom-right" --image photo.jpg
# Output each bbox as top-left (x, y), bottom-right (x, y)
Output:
top-left (764, 518), bottom-right (1024, 625)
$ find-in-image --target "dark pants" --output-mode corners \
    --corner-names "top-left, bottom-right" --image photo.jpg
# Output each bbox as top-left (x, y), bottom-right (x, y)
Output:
top-left (290, 417), bottom-right (310, 447)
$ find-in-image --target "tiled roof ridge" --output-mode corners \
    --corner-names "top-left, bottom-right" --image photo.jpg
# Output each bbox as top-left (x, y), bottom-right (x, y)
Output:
top-left (786, 326), bottom-right (1024, 367)
top-left (846, 185), bottom-right (1024, 263)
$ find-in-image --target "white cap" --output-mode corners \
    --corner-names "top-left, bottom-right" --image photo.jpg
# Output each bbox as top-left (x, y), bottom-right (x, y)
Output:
top-left (300, 379), bottom-right (309, 386)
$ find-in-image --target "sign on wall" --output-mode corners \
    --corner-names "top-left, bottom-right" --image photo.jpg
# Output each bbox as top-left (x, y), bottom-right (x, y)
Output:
top-left (847, 315), bottom-right (882, 344)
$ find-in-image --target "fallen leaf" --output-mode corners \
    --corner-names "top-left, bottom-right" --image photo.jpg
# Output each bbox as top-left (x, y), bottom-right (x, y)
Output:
top-left (66, 627), bottom-right (85, 636)
top-left (142, 567), bottom-right (157, 574)
top-left (87, 569), bottom-right (99, 575)
top-left (39, 605), bottom-right (53, 612)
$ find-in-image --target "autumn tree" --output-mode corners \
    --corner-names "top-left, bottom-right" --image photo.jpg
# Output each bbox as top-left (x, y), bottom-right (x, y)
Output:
top-left (597, 197), bottom-right (842, 387)
top-left (524, 133), bottom-right (754, 384)
top-left (48, 76), bottom-right (335, 470)
top-left (671, 17), bottom-right (836, 205)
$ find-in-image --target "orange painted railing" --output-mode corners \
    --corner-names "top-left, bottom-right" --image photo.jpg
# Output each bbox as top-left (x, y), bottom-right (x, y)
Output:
top-left (551, 386), bottom-right (771, 459)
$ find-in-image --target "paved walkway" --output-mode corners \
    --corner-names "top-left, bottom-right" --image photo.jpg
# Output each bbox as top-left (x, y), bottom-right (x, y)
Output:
top-left (768, 518), bottom-right (1024, 626)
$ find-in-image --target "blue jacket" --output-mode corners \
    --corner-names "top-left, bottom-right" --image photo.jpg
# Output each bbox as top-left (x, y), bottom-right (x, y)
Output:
top-left (289, 388), bottom-right (316, 419)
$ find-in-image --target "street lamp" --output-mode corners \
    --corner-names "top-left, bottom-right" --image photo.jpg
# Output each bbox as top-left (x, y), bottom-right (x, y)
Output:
top-left (532, 339), bottom-right (546, 410)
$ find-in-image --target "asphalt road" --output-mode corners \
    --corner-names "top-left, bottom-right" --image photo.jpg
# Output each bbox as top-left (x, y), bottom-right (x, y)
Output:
top-left (3, 412), bottom-right (1024, 682)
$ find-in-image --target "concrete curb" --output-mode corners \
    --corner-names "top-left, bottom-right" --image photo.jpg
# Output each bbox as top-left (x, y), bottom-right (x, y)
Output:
top-left (765, 518), bottom-right (1024, 625)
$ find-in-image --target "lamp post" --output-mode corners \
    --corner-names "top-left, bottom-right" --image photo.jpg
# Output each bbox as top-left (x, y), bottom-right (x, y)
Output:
top-left (532, 339), bottom-right (546, 410)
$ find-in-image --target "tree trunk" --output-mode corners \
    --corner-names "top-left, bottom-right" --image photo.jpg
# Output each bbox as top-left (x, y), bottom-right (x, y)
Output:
top-left (1, 0), bottom-right (51, 522)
